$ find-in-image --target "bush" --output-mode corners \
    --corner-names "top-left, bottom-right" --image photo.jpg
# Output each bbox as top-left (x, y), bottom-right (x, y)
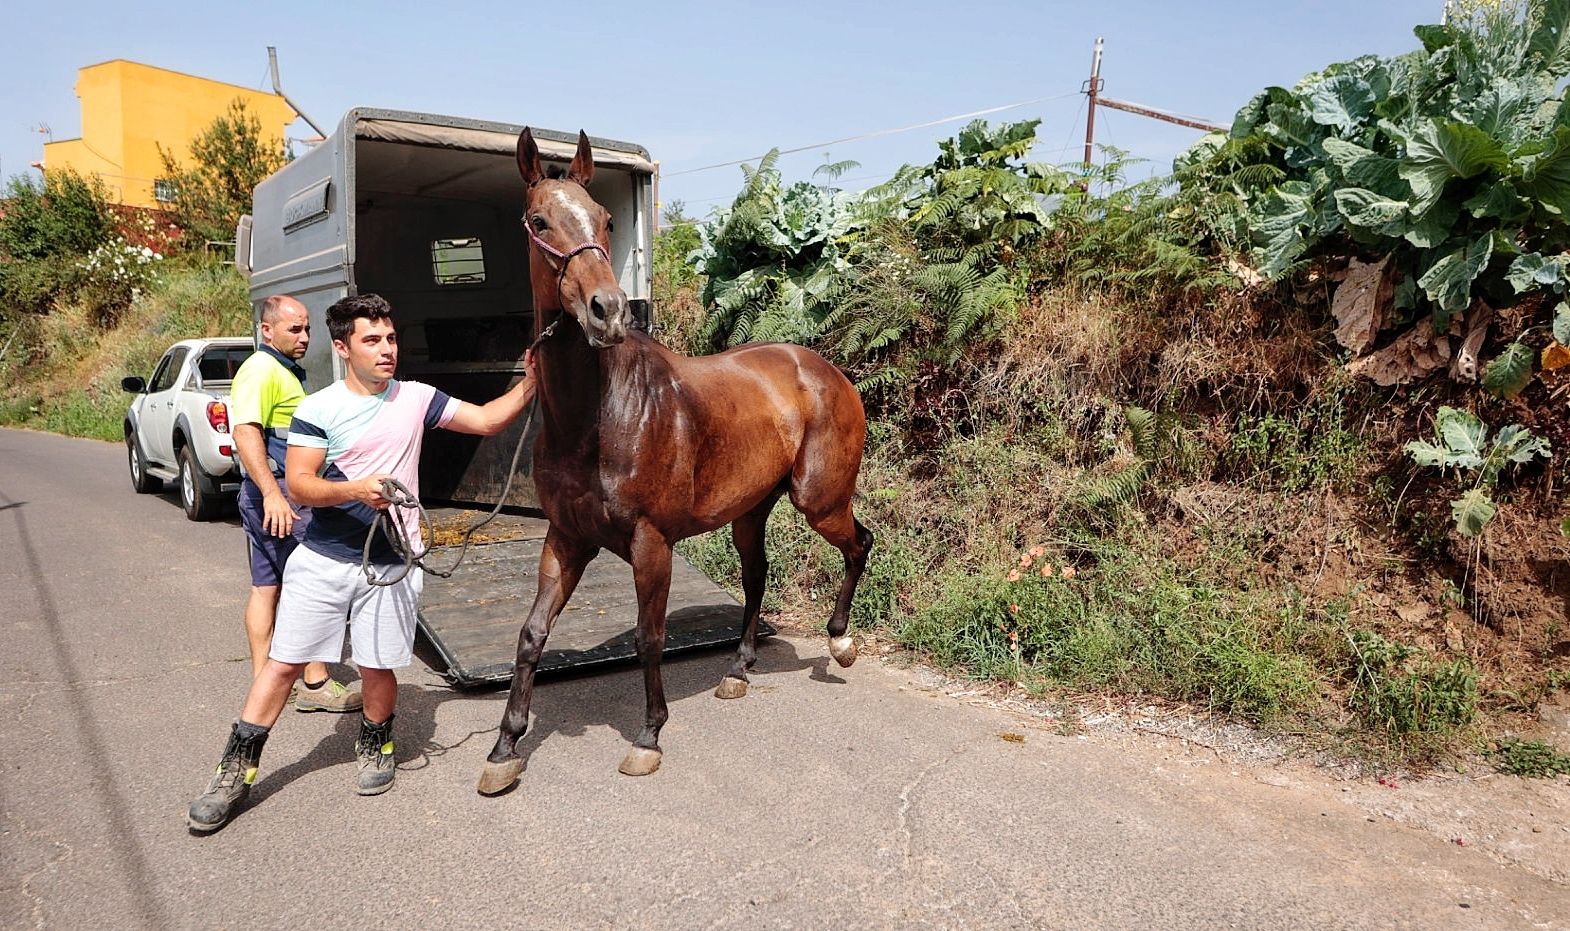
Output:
top-left (900, 540), bottom-right (1321, 724)
top-left (158, 99), bottom-right (286, 246)
top-left (1345, 630), bottom-right (1479, 735)
top-left (0, 170), bottom-right (114, 261)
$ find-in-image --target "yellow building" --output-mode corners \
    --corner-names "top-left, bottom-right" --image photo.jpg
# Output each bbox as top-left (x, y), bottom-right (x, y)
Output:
top-left (43, 60), bottom-right (297, 208)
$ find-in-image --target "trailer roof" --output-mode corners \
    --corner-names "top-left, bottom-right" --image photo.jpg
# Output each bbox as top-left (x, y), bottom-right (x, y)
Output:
top-left (344, 108), bottom-right (656, 174)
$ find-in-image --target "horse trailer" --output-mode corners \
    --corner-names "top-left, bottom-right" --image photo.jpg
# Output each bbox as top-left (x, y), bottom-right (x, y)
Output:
top-left (239, 109), bottom-right (754, 684)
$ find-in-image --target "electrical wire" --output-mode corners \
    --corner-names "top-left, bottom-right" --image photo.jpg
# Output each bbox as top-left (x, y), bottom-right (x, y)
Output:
top-left (662, 89), bottom-right (1081, 177)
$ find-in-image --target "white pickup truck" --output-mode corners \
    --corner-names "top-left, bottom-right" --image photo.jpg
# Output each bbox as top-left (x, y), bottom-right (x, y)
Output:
top-left (121, 337), bottom-right (253, 521)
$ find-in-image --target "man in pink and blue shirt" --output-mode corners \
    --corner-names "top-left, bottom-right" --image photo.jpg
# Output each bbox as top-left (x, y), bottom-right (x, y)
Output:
top-left (189, 293), bottom-right (538, 832)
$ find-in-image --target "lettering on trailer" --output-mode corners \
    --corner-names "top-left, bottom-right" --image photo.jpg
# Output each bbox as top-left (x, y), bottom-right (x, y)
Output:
top-left (283, 178), bottom-right (333, 232)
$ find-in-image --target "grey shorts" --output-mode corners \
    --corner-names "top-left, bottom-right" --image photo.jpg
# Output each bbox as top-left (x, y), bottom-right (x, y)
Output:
top-left (269, 545), bottom-right (424, 670)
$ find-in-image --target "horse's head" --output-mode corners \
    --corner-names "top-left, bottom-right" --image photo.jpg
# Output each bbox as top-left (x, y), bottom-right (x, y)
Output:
top-left (517, 128), bottom-right (630, 348)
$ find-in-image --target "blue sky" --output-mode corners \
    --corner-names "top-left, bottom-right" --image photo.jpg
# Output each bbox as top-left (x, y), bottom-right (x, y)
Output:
top-left (3, 1), bottom-right (1444, 219)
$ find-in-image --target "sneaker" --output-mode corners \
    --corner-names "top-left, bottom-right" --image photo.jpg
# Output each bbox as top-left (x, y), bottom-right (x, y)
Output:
top-left (294, 678), bottom-right (363, 713)
top-left (187, 724), bottom-right (268, 832)
top-left (355, 714), bottom-right (396, 796)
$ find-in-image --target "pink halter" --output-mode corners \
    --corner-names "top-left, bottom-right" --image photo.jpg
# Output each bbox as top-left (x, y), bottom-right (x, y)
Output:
top-left (524, 216), bottom-right (611, 300)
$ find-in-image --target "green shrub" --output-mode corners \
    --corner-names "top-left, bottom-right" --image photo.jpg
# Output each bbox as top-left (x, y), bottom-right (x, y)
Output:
top-left (1491, 738), bottom-right (1570, 777)
top-left (0, 170), bottom-right (114, 261)
top-left (900, 542), bottom-right (1320, 724)
top-left (1346, 630), bottom-right (1479, 734)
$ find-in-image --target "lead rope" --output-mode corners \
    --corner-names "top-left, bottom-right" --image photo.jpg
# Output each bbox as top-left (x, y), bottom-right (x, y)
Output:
top-left (361, 317), bottom-right (560, 587)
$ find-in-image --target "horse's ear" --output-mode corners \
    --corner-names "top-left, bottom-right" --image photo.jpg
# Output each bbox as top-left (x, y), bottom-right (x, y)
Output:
top-left (568, 130), bottom-right (595, 187)
top-left (517, 128), bottom-right (543, 186)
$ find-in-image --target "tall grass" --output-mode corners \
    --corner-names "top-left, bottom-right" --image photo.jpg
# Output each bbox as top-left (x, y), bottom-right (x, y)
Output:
top-left (0, 258), bottom-right (249, 440)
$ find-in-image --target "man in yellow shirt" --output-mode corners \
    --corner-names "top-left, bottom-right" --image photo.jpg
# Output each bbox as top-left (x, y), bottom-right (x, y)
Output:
top-left (228, 294), bottom-right (361, 711)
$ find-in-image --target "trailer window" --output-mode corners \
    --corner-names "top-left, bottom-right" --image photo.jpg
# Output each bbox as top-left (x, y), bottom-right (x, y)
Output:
top-left (432, 238), bottom-right (486, 285)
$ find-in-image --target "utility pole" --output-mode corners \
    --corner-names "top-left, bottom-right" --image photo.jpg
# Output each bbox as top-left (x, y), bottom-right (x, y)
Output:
top-left (1083, 37), bottom-right (1104, 173)
top-left (1080, 37), bottom-right (1227, 178)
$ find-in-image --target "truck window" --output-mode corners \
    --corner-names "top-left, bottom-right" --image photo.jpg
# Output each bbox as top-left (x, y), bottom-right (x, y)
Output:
top-left (432, 238), bottom-right (485, 285)
top-left (148, 348), bottom-right (189, 393)
top-left (197, 347), bottom-right (252, 383)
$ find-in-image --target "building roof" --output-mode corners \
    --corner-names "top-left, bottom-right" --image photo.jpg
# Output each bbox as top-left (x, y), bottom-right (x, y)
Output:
top-left (76, 58), bottom-right (293, 101)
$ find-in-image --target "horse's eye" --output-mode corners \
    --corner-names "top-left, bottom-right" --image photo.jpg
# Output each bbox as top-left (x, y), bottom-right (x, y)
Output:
top-left (530, 216), bottom-right (547, 232)
top-left (606, 219), bottom-right (615, 233)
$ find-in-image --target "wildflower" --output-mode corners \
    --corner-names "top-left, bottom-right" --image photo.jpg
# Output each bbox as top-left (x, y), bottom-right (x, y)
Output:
top-left (1008, 631), bottom-right (1019, 643)
top-left (1018, 553), bottom-right (1033, 568)
top-left (1028, 545), bottom-right (1045, 558)
top-left (1007, 569), bottom-right (1021, 582)
top-left (1009, 604), bottom-right (1020, 614)
top-left (1040, 564), bottom-right (1053, 578)
top-left (1061, 566), bottom-right (1077, 579)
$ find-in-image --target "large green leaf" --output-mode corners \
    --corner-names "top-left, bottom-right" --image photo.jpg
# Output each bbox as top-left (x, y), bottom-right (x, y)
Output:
top-left (1556, 300), bottom-right (1570, 343)
top-left (1403, 198), bottom-right (1461, 249)
top-left (1435, 406), bottom-right (1487, 467)
top-left (1519, 126), bottom-right (1570, 214)
top-left (1308, 73), bottom-right (1376, 133)
top-left (1483, 341), bottom-right (1536, 398)
top-left (1464, 179), bottom-right (1532, 222)
top-left (1403, 439), bottom-right (1450, 468)
top-left (1333, 187), bottom-right (1408, 236)
top-left (1529, 0), bottom-right (1570, 76)
top-left (1464, 76), bottom-right (1548, 149)
top-left (1505, 251), bottom-right (1568, 293)
top-left (1417, 234), bottom-right (1494, 318)
top-left (1451, 488), bottom-right (1498, 537)
top-left (1323, 137), bottom-right (1407, 197)
top-left (1494, 423), bottom-right (1553, 463)
top-left (1400, 120), bottom-right (1510, 215)
top-left (1252, 181), bottom-right (1315, 278)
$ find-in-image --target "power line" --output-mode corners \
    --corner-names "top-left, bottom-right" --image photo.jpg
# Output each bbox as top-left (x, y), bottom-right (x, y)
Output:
top-left (662, 89), bottom-right (1081, 178)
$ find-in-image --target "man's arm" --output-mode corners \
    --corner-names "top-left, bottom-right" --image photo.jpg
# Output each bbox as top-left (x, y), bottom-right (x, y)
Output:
top-left (284, 445), bottom-right (393, 511)
top-left (233, 422), bottom-right (298, 537)
top-left (442, 355), bottom-right (537, 436)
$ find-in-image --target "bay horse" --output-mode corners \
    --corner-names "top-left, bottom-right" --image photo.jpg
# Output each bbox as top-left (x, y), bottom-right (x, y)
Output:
top-left (477, 129), bottom-right (873, 794)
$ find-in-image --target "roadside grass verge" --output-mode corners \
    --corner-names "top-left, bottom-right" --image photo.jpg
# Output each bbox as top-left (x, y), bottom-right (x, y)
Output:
top-left (0, 258), bottom-right (249, 440)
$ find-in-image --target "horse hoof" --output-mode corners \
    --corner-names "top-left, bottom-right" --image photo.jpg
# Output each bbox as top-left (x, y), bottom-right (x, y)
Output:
top-left (619, 747), bottom-right (662, 776)
top-left (476, 758), bottom-right (525, 796)
top-left (829, 635), bottom-right (858, 668)
top-left (715, 676), bottom-right (749, 699)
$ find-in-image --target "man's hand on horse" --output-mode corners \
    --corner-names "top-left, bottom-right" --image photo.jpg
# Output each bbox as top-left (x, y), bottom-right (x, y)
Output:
top-left (261, 489), bottom-right (299, 537)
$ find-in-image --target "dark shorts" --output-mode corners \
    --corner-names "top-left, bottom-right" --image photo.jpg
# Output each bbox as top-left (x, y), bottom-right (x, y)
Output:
top-left (239, 480), bottom-right (311, 587)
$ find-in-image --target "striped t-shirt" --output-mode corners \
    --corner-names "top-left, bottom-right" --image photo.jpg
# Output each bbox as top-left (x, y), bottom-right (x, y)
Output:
top-left (288, 379), bottom-right (459, 564)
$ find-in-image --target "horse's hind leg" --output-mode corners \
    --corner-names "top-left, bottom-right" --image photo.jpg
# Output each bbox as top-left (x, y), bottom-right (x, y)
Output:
top-left (478, 528), bottom-right (596, 795)
top-left (716, 493), bottom-right (782, 700)
top-left (800, 501), bottom-right (873, 668)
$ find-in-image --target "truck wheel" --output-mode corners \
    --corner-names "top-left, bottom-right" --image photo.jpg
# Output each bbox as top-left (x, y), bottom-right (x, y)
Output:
top-left (127, 429), bottom-right (162, 494)
top-left (178, 445), bottom-right (223, 522)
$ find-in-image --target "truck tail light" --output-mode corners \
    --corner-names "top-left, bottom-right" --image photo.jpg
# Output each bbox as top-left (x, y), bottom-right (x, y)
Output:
top-left (207, 400), bottom-right (230, 434)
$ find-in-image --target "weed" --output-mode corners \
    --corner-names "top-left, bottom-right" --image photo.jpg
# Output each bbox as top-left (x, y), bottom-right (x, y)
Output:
top-left (1490, 738), bottom-right (1570, 778)
top-left (1346, 630), bottom-right (1479, 736)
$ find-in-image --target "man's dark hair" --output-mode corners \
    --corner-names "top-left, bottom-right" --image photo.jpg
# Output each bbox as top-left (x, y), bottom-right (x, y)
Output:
top-left (326, 293), bottom-right (394, 344)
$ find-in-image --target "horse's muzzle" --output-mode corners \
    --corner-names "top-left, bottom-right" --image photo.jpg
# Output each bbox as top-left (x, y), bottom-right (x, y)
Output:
top-left (583, 288), bottom-right (630, 348)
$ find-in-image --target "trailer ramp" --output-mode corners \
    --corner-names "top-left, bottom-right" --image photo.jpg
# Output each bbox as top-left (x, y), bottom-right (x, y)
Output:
top-left (416, 508), bottom-right (770, 686)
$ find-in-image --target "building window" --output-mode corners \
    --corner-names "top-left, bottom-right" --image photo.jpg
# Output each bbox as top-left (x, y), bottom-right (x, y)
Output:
top-left (431, 238), bottom-right (485, 285)
top-left (153, 179), bottom-right (176, 203)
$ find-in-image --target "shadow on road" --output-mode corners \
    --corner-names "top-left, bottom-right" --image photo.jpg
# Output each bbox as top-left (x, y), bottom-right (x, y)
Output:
top-left (0, 485), bottom-right (173, 927)
top-left (242, 631), bottom-right (837, 805)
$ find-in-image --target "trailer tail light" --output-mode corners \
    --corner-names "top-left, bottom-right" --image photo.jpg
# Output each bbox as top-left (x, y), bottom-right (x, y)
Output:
top-left (207, 400), bottom-right (230, 434)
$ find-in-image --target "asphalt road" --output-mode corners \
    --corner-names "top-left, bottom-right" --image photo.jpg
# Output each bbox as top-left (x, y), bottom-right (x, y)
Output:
top-left (2, 426), bottom-right (1566, 931)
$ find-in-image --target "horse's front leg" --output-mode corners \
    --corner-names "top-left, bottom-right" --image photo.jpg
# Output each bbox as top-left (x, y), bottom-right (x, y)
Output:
top-left (619, 523), bottom-right (673, 776)
top-left (478, 527), bottom-right (596, 795)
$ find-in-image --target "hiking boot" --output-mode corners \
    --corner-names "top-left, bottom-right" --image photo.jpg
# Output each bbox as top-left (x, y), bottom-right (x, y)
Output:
top-left (355, 714), bottom-right (396, 796)
top-left (187, 723), bottom-right (268, 833)
top-left (294, 678), bottom-right (363, 713)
